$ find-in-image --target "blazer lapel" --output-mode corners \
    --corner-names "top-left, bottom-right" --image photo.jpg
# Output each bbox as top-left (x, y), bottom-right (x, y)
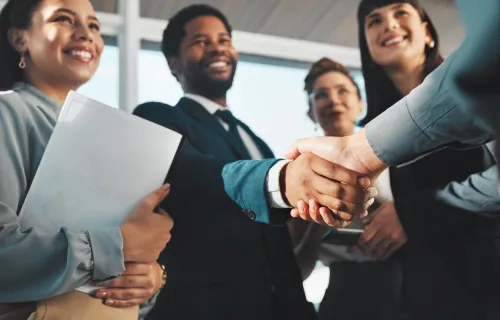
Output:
top-left (178, 98), bottom-right (251, 159)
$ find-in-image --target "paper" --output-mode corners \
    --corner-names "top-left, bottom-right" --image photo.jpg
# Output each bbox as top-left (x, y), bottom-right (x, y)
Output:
top-left (18, 91), bottom-right (182, 293)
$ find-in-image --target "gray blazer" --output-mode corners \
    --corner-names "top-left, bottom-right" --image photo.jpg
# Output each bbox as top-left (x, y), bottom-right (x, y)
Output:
top-left (0, 84), bottom-right (124, 311)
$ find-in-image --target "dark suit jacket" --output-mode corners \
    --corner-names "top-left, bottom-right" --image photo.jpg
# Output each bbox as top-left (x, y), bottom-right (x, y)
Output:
top-left (134, 98), bottom-right (316, 320)
top-left (391, 146), bottom-right (500, 318)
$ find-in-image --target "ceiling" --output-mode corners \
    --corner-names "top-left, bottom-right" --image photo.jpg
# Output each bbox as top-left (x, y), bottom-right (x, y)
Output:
top-left (93, 0), bottom-right (464, 56)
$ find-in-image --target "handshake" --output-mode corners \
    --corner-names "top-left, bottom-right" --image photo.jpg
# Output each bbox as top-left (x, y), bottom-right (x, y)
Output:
top-left (281, 130), bottom-right (387, 227)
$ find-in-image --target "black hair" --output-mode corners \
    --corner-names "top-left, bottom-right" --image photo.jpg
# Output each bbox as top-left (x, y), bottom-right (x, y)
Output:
top-left (0, 0), bottom-right (42, 90)
top-left (161, 4), bottom-right (232, 65)
top-left (357, 0), bottom-right (444, 125)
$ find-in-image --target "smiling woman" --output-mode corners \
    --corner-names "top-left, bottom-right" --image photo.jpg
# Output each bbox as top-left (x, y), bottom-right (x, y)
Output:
top-left (0, 0), bottom-right (172, 319)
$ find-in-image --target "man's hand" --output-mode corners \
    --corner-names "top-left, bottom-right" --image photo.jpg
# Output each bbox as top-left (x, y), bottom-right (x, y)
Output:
top-left (283, 153), bottom-right (377, 226)
top-left (285, 129), bottom-right (387, 182)
top-left (357, 202), bottom-right (407, 260)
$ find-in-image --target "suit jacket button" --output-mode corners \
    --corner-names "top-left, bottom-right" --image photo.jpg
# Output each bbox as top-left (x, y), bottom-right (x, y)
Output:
top-left (243, 209), bottom-right (256, 220)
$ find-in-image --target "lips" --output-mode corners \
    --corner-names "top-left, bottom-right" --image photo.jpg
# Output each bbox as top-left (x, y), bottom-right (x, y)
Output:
top-left (381, 35), bottom-right (408, 47)
top-left (64, 48), bottom-right (94, 63)
top-left (202, 57), bottom-right (232, 74)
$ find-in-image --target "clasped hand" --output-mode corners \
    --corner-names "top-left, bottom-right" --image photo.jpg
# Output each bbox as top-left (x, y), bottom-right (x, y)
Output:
top-left (95, 262), bottom-right (164, 308)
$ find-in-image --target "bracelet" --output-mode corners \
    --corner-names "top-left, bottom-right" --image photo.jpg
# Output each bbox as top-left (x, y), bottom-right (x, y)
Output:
top-left (160, 264), bottom-right (167, 289)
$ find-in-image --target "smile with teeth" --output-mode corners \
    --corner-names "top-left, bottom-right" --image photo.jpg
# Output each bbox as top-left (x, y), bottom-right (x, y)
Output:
top-left (382, 36), bottom-right (407, 46)
top-left (207, 61), bottom-right (229, 69)
top-left (67, 50), bottom-right (93, 62)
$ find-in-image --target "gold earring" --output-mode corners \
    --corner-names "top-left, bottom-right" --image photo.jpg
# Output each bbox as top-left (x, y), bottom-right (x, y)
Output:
top-left (428, 40), bottom-right (435, 48)
top-left (19, 52), bottom-right (26, 69)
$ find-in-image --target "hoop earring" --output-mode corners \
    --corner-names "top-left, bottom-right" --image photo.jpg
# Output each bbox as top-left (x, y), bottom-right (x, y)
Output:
top-left (428, 40), bottom-right (435, 49)
top-left (19, 52), bottom-right (26, 69)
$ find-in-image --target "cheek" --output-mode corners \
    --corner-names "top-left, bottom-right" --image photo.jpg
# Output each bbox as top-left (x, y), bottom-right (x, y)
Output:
top-left (365, 30), bottom-right (383, 62)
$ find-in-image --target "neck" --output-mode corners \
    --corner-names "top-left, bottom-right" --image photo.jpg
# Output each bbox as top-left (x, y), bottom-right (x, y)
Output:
top-left (325, 127), bottom-right (355, 137)
top-left (384, 57), bottom-right (425, 95)
top-left (185, 88), bottom-right (228, 107)
top-left (24, 74), bottom-right (78, 104)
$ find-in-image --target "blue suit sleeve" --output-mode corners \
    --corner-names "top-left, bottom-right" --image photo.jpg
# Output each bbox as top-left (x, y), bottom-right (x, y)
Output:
top-left (133, 102), bottom-right (289, 225)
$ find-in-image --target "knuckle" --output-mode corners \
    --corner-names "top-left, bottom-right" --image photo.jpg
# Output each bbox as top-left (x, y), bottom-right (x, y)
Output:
top-left (142, 198), bottom-right (154, 210)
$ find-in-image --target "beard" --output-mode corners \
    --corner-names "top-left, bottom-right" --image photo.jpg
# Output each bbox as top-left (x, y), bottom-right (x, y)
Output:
top-left (183, 59), bottom-right (237, 99)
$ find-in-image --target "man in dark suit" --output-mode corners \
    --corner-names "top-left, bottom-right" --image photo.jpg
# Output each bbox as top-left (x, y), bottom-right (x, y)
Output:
top-left (133, 4), bottom-right (376, 320)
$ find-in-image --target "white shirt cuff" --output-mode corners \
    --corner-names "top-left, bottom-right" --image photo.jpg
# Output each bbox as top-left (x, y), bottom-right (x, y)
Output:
top-left (266, 159), bottom-right (292, 208)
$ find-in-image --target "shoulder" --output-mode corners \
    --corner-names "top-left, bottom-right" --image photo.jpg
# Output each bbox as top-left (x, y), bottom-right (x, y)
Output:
top-left (0, 89), bottom-right (33, 127)
top-left (133, 101), bottom-right (181, 118)
top-left (133, 101), bottom-right (188, 131)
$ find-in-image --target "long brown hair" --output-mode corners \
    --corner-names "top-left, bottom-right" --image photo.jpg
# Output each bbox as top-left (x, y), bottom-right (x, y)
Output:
top-left (358, 0), bottom-right (444, 125)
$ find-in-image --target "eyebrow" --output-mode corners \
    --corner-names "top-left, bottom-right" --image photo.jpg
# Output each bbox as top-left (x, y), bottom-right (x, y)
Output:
top-left (53, 8), bottom-right (99, 22)
top-left (366, 3), bottom-right (404, 20)
top-left (315, 84), bottom-right (354, 92)
top-left (189, 32), bottom-right (230, 40)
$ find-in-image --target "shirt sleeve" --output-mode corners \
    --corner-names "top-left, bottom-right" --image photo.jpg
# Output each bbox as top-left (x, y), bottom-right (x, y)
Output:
top-left (395, 165), bottom-right (500, 242)
top-left (265, 159), bottom-right (293, 208)
top-left (0, 102), bottom-right (125, 303)
top-left (365, 52), bottom-right (492, 167)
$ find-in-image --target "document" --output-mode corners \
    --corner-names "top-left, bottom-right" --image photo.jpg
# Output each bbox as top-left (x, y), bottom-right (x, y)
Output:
top-left (18, 91), bottom-right (182, 293)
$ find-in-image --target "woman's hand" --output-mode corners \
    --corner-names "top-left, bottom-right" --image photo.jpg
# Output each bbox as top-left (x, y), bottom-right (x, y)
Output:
top-left (357, 202), bottom-right (407, 260)
top-left (95, 262), bottom-right (165, 308)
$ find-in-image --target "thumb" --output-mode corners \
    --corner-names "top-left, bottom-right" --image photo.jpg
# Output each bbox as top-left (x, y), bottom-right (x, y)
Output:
top-left (284, 136), bottom-right (333, 160)
top-left (142, 184), bottom-right (171, 212)
top-left (283, 138), bottom-right (315, 159)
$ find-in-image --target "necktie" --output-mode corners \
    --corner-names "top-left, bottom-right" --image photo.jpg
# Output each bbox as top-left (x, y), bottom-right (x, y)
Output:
top-left (215, 109), bottom-right (251, 159)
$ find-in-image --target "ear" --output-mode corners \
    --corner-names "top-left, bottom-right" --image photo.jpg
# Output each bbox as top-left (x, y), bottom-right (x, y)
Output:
top-left (7, 28), bottom-right (28, 53)
top-left (422, 21), bottom-right (433, 47)
top-left (167, 57), bottom-right (181, 80)
top-left (355, 100), bottom-right (365, 119)
top-left (307, 107), bottom-right (316, 123)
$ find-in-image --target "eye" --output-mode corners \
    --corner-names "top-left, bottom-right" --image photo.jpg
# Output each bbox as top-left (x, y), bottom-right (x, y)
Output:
top-left (338, 88), bottom-right (349, 95)
top-left (395, 10), bottom-right (408, 18)
top-left (313, 91), bottom-right (328, 100)
top-left (367, 17), bottom-right (381, 28)
top-left (192, 39), bottom-right (209, 46)
top-left (220, 38), bottom-right (231, 45)
top-left (89, 22), bottom-right (100, 31)
top-left (53, 15), bottom-right (73, 24)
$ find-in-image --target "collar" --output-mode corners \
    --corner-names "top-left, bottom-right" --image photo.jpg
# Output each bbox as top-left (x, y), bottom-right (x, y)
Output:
top-left (184, 93), bottom-right (229, 115)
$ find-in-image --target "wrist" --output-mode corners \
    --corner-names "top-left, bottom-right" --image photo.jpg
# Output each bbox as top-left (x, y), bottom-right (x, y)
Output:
top-left (155, 263), bottom-right (167, 293)
top-left (349, 129), bottom-right (387, 179)
top-left (280, 162), bottom-right (292, 207)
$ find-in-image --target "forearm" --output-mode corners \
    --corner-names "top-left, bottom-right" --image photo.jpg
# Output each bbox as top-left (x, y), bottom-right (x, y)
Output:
top-left (364, 52), bottom-right (492, 167)
top-left (395, 167), bottom-right (500, 242)
top-left (0, 218), bottom-right (124, 302)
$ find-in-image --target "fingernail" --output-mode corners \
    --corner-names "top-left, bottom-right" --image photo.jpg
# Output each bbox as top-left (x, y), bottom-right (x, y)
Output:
top-left (368, 187), bottom-right (378, 197)
top-left (106, 299), bottom-right (114, 305)
top-left (367, 198), bottom-right (375, 206)
top-left (358, 176), bottom-right (370, 187)
top-left (96, 291), bottom-right (107, 298)
top-left (163, 183), bottom-right (171, 190)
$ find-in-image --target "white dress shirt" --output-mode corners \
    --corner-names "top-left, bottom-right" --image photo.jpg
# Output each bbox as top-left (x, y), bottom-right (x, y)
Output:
top-left (184, 94), bottom-right (291, 208)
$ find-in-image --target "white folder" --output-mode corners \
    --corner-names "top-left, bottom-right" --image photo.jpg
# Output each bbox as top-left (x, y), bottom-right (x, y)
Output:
top-left (18, 91), bottom-right (182, 292)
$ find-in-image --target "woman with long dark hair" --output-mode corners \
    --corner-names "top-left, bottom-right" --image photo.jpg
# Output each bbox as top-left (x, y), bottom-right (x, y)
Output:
top-left (297, 0), bottom-right (500, 318)
top-left (0, 0), bottom-right (173, 319)
top-left (356, 1), bottom-right (498, 318)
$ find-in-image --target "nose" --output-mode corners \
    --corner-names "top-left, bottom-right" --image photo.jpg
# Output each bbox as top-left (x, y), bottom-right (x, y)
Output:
top-left (385, 16), bottom-right (399, 31)
top-left (206, 41), bottom-right (225, 55)
top-left (73, 23), bottom-right (93, 42)
top-left (328, 90), bottom-right (342, 105)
